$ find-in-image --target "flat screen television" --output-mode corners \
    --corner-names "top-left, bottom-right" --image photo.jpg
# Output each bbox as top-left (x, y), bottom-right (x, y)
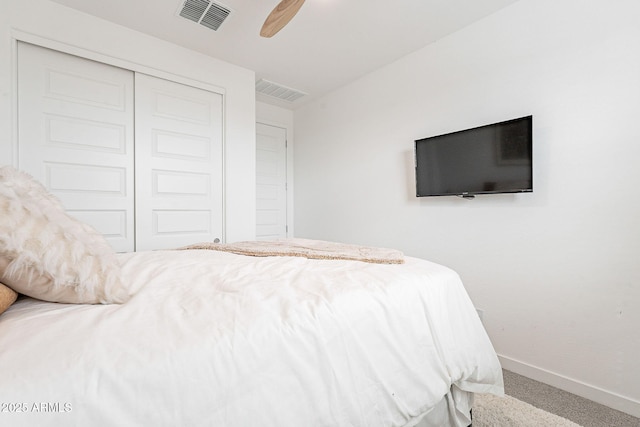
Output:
top-left (415, 115), bottom-right (533, 198)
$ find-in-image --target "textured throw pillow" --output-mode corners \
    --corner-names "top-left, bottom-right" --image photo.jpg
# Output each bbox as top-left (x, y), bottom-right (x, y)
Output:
top-left (0, 282), bottom-right (18, 315)
top-left (0, 166), bottom-right (130, 304)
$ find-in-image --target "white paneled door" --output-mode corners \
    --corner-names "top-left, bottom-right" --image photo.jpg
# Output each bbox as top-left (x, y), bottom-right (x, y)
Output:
top-left (134, 74), bottom-right (224, 250)
top-left (256, 123), bottom-right (287, 240)
top-left (17, 42), bottom-right (135, 252)
top-left (17, 42), bottom-right (224, 252)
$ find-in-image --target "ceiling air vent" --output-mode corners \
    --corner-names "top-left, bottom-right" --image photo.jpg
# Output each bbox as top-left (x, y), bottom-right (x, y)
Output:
top-left (179, 0), bottom-right (230, 31)
top-left (256, 79), bottom-right (307, 102)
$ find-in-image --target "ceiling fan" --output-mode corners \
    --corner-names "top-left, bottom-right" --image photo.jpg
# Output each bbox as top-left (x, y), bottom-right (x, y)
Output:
top-left (260, 0), bottom-right (306, 38)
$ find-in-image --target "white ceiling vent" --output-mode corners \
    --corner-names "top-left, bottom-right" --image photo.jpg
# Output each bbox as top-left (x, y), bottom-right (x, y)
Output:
top-left (256, 79), bottom-right (307, 102)
top-left (178, 0), bottom-right (230, 31)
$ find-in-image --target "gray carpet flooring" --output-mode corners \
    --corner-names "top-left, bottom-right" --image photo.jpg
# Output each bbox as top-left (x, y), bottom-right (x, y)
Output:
top-left (503, 370), bottom-right (640, 427)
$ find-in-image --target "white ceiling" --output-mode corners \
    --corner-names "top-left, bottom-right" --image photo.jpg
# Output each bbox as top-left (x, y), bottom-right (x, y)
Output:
top-left (49, 0), bottom-right (521, 108)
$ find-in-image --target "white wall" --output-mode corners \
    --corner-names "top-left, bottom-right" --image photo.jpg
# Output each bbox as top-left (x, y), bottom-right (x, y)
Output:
top-left (294, 0), bottom-right (640, 417)
top-left (0, 0), bottom-right (256, 243)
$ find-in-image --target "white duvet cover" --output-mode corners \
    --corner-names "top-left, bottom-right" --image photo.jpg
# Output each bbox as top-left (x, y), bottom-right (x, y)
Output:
top-left (0, 250), bottom-right (503, 427)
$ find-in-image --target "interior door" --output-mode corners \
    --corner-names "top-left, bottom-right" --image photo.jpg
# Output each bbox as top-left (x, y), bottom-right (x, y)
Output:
top-left (17, 42), bottom-right (135, 252)
top-left (256, 122), bottom-right (287, 240)
top-left (134, 73), bottom-right (224, 250)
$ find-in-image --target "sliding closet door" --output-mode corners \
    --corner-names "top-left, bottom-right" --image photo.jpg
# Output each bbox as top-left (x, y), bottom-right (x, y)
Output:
top-left (134, 74), bottom-right (223, 251)
top-left (17, 42), bottom-right (135, 252)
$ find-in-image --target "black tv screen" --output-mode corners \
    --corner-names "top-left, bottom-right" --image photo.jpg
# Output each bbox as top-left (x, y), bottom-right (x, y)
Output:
top-left (415, 116), bottom-right (533, 198)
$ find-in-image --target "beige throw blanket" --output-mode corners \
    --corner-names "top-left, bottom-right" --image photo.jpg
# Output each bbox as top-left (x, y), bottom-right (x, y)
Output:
top-left (179, 238), bottom-right (405, 264)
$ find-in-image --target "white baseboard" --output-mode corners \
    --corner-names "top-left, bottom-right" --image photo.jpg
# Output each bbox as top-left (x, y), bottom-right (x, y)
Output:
top-left (498, 354), bottom-right (640, 419)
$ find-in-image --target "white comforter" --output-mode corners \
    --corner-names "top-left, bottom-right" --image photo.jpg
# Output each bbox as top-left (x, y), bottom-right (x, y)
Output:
top-left (0, 250), bottom-right (503, 427)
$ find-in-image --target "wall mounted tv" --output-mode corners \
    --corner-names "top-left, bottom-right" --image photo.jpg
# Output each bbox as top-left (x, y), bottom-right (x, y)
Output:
top-left (415, 115), bottom-right (533, 198)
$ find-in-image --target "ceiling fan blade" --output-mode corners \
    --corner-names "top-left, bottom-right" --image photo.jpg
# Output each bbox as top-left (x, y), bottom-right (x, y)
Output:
top-left (260, 0), bottom-right (306, 38)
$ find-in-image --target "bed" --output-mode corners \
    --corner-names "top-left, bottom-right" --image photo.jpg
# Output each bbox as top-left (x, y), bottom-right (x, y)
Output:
top-left (0, 166), bottom-right (504, 426)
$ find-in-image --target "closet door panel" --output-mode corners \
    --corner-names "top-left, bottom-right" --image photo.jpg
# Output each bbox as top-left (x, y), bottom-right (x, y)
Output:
top-left (17, 42), bottom-right (135, 252)
top-left (134, 73), bottom-right (223, 251)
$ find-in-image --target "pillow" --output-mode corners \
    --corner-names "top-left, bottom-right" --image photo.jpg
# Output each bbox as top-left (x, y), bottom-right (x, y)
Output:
top-left (0, 282), bottom-right (18, 315)
top-left (0, 166), bottom-right (130, 304)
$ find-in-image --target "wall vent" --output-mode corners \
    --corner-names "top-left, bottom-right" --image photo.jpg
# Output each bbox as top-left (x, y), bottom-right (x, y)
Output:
top-left (256, 79), bottom-right (306, 102)
top-left (179, 0), bottom-right (230, 31)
